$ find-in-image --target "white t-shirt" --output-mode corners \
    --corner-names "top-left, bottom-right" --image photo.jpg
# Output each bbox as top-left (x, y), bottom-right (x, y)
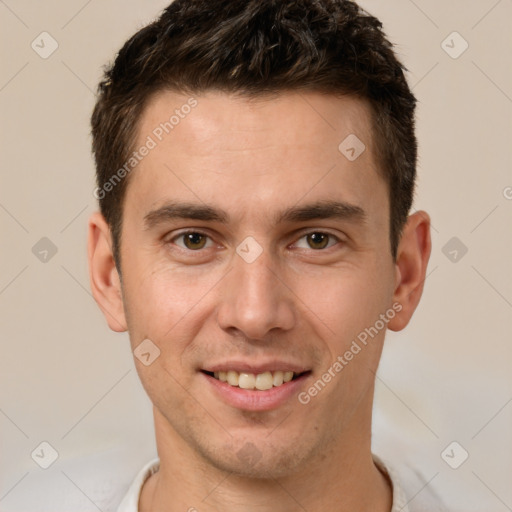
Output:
top-left (116, 455), bottom-right (446, 511)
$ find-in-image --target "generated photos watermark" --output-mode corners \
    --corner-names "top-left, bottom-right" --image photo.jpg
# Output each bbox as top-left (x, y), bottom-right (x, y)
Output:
top-left (93, 97), bottom-right (198, 200)
top-left (298, 301), bottom-right (402, 404)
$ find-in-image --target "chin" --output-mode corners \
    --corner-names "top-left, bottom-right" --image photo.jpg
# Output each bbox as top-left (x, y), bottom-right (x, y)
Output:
top-left (200, 437), bottom-right (315, 480)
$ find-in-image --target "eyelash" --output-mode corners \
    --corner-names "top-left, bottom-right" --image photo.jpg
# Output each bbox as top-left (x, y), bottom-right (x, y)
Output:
top-left (167, 230), bottom-right (343, 253)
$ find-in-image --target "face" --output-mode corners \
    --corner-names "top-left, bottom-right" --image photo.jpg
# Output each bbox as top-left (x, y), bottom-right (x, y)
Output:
top-left (115, 91), bottom-right (400, 477)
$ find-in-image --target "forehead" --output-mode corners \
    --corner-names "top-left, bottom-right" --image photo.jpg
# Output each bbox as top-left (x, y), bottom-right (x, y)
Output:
top-left (138, 89), bottom-right (375, 156)
top-left (126, 90), bottom-right (387, 230)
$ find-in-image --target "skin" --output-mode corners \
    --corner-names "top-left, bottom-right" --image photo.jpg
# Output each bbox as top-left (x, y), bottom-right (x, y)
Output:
top-left (88, 90), bottom-right (431, 511)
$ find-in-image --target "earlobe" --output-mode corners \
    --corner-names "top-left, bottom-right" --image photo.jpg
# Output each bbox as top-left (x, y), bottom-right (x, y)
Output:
top-left (387, 211), bottom-right (432, 332)
top-left (87, 212), bottom-right (128, 332)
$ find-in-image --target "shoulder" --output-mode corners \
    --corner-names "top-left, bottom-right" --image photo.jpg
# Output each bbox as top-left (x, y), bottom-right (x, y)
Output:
top-left (373, 454), bottom-right (447, 512)
top-left (116, 458), bottom-right (160, 512)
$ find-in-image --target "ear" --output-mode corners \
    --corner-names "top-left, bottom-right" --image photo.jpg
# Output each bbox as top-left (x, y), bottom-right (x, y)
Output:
top-left (387, 211), bottom-right (432, 332)
top-left (87, 211), bottom-right (127, 332)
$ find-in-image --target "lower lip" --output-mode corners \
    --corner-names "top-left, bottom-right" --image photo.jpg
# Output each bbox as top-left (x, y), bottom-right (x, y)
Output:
top-left (201, 372), bottom-right (310, 411)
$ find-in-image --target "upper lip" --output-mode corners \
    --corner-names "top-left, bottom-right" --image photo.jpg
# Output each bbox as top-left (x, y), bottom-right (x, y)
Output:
top-left (202, 361), bottom-right (310, 374)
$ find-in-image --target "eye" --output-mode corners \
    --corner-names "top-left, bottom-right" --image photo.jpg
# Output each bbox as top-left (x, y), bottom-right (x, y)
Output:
top-left (167, 230), bottom-right (341, 253)
top-left (171, 231), bottom-right (214, 251)
top-left (294, 232), bottom-right (340, 250)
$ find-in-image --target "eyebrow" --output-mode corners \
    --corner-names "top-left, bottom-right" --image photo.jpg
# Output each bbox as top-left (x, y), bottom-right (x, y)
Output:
top-left (143, 199), bottom-right (367, 230)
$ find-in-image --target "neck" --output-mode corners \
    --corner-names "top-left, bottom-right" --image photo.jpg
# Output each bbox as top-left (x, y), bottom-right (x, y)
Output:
top-left (140, 393), bottom-right (392, 512)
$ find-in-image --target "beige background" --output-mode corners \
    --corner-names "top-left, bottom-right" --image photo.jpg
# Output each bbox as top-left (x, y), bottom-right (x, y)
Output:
top-left (1, 1), bottom-right (511, 510)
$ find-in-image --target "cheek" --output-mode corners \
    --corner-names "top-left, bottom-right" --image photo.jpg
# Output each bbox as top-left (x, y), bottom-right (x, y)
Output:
top-left (122, 266), bottom-right (209, 404)
top-left (295, 264), bottom-right (391, 342)
top-left (122, 259), bottom-right (219, 350)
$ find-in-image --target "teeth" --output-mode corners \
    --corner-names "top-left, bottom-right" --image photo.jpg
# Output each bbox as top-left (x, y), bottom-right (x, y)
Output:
top-left (255, 371), bottom-right (273, 390)
top-left (210, 369), bottom-right (299, 390)
top-left (238, 373), bottom-right (256, 389)
top-left (272, 370), bottom-right (284, 386)
top-left (227, 370), bottom-right (239, 386)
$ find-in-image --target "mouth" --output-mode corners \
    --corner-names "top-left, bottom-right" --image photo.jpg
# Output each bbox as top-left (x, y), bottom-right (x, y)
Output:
top-left (201, 370), bottom-right (309, 391)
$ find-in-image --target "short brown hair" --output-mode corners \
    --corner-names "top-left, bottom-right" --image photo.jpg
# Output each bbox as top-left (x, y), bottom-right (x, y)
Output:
top-left (91, 0), bottom-right (417, 268)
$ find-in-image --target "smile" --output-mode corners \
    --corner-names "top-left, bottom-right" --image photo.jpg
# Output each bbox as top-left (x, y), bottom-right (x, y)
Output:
top-left (203, 370), bottom-right (303, 390)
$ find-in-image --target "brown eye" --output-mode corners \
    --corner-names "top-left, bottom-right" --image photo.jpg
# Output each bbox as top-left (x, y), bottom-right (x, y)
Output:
top-left (172, 231), bottom-right (212, 250)
top-left (294, 231), bottom-right (340, 251)
top-left (306, 232), bottom-right (330, 250)
top-left (183, 232), bottom-right (207, 250)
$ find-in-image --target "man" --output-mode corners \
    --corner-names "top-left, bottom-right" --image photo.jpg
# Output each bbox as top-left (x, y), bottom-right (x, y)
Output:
top-left (88, 1), bottom-right (436, 510)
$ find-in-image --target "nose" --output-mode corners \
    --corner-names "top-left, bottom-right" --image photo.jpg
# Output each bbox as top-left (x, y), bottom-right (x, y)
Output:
top-left (216, 245), bottom-right (296, 341)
